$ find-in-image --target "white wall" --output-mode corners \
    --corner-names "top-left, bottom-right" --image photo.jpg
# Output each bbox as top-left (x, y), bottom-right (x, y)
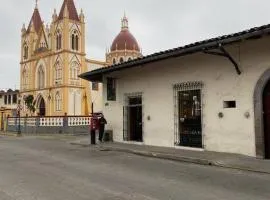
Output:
top-left (87, 61), bottom-right (105, 113)
top-left (68, 89), bottom-right (82, 116)
top-left (0, 93), bottom-right (18, 109)
top-left (102, 36), bottom-right (270, 157)
top-left (0, 94), bottom-right (5, 107)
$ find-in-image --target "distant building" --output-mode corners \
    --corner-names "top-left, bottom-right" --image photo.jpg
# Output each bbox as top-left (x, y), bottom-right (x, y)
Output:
top-left (106, 14), bottom-right (142, 65)
top-left (19, 1), bottom-right (140, 117)
top-left (0, 89), bottom-right (19, 131)
top-left (20, 0), bottom-right (106, 117)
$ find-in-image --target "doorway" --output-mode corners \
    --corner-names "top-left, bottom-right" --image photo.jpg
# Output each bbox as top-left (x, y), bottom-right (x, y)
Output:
top-left (123, 95), bottom-right (143, 142)
top-left (263, 81), bottom-right (270, 159)
top-left (178, 89), bottom-right (202, 148)
top-left (38, 97), bottom-right (46, 116)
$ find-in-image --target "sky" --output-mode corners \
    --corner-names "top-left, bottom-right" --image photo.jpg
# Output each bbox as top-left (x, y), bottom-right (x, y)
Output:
top-left (1, 0), bottom-right (270, 90)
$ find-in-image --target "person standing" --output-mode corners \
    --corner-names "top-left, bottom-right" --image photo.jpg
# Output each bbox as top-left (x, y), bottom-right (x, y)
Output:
top-left (98, 114), bottom-right (107, 142)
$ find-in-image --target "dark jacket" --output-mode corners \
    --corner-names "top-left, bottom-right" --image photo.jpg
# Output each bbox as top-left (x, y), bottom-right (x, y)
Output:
top-left (99, 117), bottom-right (107, 128)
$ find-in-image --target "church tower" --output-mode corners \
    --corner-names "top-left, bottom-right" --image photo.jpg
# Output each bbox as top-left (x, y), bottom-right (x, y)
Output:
top-left (20, 0), bottom-right (91, 116)
top-left (106, 14), bottom-right (142, 65)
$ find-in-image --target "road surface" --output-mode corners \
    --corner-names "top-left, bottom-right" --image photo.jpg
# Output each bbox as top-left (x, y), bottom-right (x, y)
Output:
top-left (0, 136), bottom-right (269, 200)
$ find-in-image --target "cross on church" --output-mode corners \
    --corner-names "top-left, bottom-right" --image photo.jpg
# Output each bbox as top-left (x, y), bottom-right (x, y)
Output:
top-left (35, 0), bottom-right (38, 8)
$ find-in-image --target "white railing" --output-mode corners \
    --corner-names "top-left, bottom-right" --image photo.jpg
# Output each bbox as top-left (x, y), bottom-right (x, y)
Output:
top-left (25, 118), bottom-right (36, 127)
top-left (68, 117), bottom-right (91, 126)
top-left (7, 116), bottom-right (91, 127)
top-left (39, 117), bottom-right (64, 127)
top-left (8, 118), bottom-right (24, 126)
top-left (8, 118), bottom-right (16, 126)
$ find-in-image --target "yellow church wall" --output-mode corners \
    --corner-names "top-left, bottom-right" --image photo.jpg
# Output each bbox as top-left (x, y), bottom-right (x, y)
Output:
top-left (19, 1), bottom-right (110, 117)
top-left (20, 6), bottom-right (88, 117)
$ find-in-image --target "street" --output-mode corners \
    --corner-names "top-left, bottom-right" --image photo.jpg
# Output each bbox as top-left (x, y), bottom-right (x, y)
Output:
top-left (0, 136), bottom-right (269, 200)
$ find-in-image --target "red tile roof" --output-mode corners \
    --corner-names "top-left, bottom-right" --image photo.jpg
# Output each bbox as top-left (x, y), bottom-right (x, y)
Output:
top-left (58, 0), bottom-right (79, 21)
top-left (27, 8), bottom-right (43, 33)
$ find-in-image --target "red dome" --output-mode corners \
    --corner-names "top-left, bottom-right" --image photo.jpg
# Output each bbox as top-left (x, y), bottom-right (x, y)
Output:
top-left (111, 29), bottom-right (140, 51)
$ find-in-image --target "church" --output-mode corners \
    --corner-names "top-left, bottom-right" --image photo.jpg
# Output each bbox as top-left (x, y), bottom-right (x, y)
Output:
top-left (20, 0), bottom-right (142, 117)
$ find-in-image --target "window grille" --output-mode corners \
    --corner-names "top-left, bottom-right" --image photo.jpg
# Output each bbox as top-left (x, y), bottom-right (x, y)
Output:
top-left (173, 81), bottom-right (204, 148)
top-left (107, 78), bottom-right (116, 101)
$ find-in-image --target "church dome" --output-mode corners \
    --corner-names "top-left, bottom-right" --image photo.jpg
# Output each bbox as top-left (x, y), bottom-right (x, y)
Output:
top-left (110, 14), bottom-right (140, 52)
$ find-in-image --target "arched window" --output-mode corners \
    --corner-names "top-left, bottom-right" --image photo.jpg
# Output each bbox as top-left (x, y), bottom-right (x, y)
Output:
top-left (119, 57), bottom-right (124, 63)
top-left (55, 62), bottom-right (62, 82)
top-left (23, 45), bottom-right (28, 59)
top-left (55, 92), bottom-right (62, 111)
top-left (38, 66), bottom-right (45, 89)
top-left (56, 30), bottom-right (62, 50)
top-left (128, 57), bottom-right (132, 61)
top-left (113, 58), bottom-right (116, 64)
top-left (22, 67), bottom-right (28, 89)
top-left (71, 30), bottom-right (79, 51)
top-left (75, 35), bottom-right (79, 51)
top-left (70, 62), bottom-right (80, 80)
top-left (71, 34), bottom-right (75, 50)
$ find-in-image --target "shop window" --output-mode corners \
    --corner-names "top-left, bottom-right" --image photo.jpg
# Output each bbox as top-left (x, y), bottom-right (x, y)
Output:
top-left (107, 77), bottom-right (116, 101)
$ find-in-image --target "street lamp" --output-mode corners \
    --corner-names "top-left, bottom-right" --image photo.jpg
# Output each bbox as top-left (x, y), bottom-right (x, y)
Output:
top-left (17, 96), bottom-right (22, 136)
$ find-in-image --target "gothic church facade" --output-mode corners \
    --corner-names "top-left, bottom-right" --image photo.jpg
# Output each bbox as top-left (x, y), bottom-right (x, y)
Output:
top-left (20, 0), bottom-right (97, 116)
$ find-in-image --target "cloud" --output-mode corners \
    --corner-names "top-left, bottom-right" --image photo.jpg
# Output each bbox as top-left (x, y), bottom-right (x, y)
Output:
top-left (1, 0), bottom-right (270, 89)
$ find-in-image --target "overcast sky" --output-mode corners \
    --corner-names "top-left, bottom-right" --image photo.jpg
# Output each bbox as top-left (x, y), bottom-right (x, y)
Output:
top-left (1, 0), bottom-right (270, 90)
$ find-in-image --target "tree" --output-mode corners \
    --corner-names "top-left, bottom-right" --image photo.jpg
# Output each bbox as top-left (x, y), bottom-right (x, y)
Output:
top-left (24, 95), bottom-right (36, 116)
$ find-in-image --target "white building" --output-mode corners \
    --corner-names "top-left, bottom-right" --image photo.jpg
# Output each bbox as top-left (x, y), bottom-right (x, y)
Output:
top-left (0, 89), bottom-right (19, 131)
top-left (80, 24), bottom-right (270, 159)
top-left (86, 59), bottom-right (107, 113)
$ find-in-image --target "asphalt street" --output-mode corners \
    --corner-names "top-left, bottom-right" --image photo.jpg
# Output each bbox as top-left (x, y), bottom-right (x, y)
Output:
top-left (0, 136), bottom-right (269, 200)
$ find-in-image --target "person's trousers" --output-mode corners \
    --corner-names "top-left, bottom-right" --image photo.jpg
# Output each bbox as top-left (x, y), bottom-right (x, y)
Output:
top-left (99, 128), bottom-right (104, 142)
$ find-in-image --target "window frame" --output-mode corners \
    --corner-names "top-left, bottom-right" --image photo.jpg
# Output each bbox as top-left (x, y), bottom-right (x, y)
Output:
top-left (107, 77), bottom-right (116, 101)
top-left (71, 30), bottom-right (79, 51)
top-left (92, 82), bottom-right (99, 91)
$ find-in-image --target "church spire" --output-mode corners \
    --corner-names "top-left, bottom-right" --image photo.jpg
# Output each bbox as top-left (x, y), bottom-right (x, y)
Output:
top-left (58, 0), bottom-right (80, 21)
top-left (26, 1), bottom-right (43, 33)
top-left (121, 12), bottom-right (129, 30)
top-left (35, 0), bottom-right (38, 9)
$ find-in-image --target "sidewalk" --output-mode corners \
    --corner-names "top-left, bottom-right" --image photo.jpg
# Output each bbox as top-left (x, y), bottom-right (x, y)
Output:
top-left (70, 137), bottom-right (270, 174)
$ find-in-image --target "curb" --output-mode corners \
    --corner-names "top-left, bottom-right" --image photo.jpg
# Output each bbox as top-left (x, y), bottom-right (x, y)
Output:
top-left (211, 161), bottom-right (270, 175)
top-left (103, 146), bottom-right (213, 166)
top-left (104, 146), bottom-right (270, 174)
top-left (70, 142), bottom-right (270, 175)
